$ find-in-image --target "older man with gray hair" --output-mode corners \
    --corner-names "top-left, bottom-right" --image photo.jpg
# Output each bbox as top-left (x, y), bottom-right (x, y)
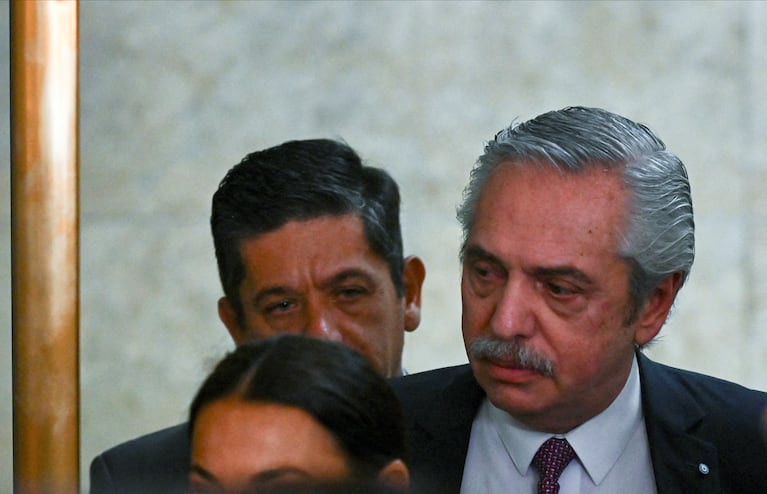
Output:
top-left (392, 106), bottom-right (767, 494)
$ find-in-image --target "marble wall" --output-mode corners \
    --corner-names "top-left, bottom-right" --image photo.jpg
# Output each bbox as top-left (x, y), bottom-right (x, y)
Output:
top-left (2, 1), bottom-right (766, 491)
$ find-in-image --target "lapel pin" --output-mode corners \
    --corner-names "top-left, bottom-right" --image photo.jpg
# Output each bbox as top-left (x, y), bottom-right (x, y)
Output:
top-left (698, 463), bottom-right (710, 475)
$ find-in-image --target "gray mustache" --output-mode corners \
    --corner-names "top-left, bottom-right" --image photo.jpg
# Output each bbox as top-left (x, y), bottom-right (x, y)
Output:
top-left (468, 337), bottom-right (554, 376)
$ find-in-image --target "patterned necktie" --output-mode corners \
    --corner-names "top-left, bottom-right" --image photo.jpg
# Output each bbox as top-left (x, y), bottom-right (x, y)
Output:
top-left (531, 437), bottom-right (576, 494)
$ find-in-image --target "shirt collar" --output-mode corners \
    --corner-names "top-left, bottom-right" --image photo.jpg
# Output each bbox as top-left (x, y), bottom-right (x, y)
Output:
top-left (489, 354), bottom-right (643, 484)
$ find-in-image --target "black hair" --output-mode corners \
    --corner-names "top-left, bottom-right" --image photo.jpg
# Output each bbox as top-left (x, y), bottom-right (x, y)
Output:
top-left (189, 334), bottom-right (407, 479)
top-left (211, 139), bottom-right (404, 321)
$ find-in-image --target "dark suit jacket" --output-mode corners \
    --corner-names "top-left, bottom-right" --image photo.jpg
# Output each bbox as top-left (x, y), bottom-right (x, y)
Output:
top-left (90, 352), bottom-right (767, 494)
top-left (89, 423), bottom-right (190, 494)
top-left (389, 352), bottom-right (767, 494)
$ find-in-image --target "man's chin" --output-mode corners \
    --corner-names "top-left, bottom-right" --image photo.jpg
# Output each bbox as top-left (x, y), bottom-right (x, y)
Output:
top-left (474, 361), bottom-right (554, 415)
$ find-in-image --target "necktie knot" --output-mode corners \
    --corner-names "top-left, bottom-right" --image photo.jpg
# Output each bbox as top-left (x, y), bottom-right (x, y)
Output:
top-left (532, 437), bottom-right (576, 494)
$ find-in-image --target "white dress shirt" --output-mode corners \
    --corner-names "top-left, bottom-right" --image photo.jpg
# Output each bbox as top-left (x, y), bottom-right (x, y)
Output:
top-left (460, 355), bottom-right (657, 493)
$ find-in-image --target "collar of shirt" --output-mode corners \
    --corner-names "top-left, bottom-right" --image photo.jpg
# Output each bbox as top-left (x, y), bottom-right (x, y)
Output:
top-left (489, 354), bottom-right (643, 485)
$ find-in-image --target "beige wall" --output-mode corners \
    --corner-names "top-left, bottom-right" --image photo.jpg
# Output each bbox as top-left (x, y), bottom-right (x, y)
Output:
top-left (2, 1), bottom-right (766, 491)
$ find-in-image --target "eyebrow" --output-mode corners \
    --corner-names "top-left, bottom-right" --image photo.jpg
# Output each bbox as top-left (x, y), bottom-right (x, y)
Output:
top-left (319, 268), bottom-right (379, 290)
top-left (251, 467), bottom-right (313, 483)
top-left (189, 464), bottom-right (220, 484)
top-left (462, 245), bottom-right (506, 267)
top-left (463, 244), bottom-right (595, 285)
top-left (531, 266), bottom-right (595, 286)
top-left (252, 286), bottom-right (298, 308)
top-left (251, 268), bottom-right (380, 307)
top-left (190, 464), bottom-right (314, 486)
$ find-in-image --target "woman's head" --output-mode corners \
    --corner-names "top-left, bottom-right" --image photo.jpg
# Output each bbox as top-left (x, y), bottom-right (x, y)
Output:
top-left (188, 335), bottom-right (409, 493)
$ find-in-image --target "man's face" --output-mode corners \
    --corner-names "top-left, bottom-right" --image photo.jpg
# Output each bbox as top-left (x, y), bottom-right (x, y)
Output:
top-left (461, 163), bottom-right (664, 433)
top-left (218, 214), bottom-right (423, 378)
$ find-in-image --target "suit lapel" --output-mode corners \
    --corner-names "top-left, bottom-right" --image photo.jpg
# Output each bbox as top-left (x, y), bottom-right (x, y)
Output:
top-left (409, 366), bottom-right (485, 494)
top-left (638, 352), bottom-right (721, 494)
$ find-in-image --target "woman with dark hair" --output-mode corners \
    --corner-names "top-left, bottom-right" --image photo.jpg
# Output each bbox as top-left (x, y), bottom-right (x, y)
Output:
top-left (188, 335), bottom-right (409, 494)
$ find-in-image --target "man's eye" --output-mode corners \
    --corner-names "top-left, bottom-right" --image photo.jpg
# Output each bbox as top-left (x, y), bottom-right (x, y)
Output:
top-left (546, 282), bottom-right (576, 297)
top-left (472, 261), bottom-right (502, 281)
top-left (338, 286), bottom-right (367, 299)
top-left (465, 261), bottom-right (504, 298)
top-left (473, 266), bottom-right (490, 278)
top-left (265, 300), bottom-right (295, 314)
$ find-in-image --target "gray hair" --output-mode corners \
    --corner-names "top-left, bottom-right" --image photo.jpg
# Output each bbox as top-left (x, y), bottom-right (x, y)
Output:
top-left (457, 107), bottom-right (695, 317)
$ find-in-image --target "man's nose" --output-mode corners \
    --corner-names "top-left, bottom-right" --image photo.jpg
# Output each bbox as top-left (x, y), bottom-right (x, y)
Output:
top-left (490, 277), bottom-right (536, 339)
top-left (304, 306), bottom-right (344, 342)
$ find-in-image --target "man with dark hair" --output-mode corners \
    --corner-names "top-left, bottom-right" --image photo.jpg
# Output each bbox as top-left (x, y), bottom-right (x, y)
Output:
top-left (211, 138), bottom-right (424, 378)
top-left (90, 139), bottom-right (425, 493)
top-left (391, 107), bottom-right (767, 493)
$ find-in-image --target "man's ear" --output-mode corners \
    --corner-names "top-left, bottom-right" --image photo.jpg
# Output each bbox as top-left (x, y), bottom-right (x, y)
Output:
top-left (402, 256), bottom-right (426, 333)
top-left (376, 459), bottom-right (409, 492)
top-left (218, 297), bottom-right (246, 345)
top-left (633, 272), bottom-right (684, 346)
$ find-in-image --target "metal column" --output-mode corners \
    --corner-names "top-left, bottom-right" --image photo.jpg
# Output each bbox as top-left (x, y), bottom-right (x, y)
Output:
top-left (11, 1), bottom-right (80, 492)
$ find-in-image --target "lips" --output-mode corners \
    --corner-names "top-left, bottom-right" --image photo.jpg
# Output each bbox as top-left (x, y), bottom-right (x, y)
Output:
top-left (483, 357), bottom-right (546, 384)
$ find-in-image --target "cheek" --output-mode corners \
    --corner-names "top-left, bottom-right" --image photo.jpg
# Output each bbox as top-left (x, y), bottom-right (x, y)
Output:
top-left (582, 295), bottom-right (631, 337)
top-left (460, 296), bottom-right (478, 341)
top-left (461, 283), bottom-right (488, 325)
top-left (548, 304), bottom-right (626, 366)
top-left (337, 306), bottom-right (393, 350)
top-left (548, 341), bottom-right (603, 392)
top-left (558, 318), bottom-right (633, 376)
top-left (241, 313), bottom-right (282, 338)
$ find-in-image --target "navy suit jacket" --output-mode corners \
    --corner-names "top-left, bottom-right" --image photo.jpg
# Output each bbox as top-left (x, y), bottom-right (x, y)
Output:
top-left (89, 423), bottom-right (190, 494)
top-left (389, 352), bottom-right (767, 494)
top-left (90, 352), bottom-right (767, 494)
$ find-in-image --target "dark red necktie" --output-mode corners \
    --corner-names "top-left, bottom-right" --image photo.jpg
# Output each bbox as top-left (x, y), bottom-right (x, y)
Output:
top-left (531, 437), bottom-right (576, 494)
